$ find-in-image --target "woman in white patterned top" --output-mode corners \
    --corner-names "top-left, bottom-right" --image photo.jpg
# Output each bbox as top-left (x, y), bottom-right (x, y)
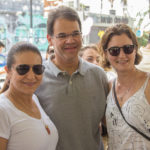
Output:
top-left (99, 23), bottom-right (150, 150)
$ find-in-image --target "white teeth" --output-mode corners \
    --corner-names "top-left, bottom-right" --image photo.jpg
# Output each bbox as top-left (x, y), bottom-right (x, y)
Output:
top-left (116, 60), bottom-right (128, 63)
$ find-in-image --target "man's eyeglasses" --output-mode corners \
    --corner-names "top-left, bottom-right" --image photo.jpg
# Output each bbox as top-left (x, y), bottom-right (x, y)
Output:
top-left (106, 44), bottom-right (135, 56)
top-left (16, 64), bottom-right (45, 75)
top-left (54, 31), bottom-right (82, 40)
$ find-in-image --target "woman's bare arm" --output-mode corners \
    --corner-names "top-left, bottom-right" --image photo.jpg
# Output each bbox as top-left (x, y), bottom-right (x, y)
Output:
top-left (0, 137), bottom-right (8, 150)
top-left (145, 79), bottom-right (150, 104)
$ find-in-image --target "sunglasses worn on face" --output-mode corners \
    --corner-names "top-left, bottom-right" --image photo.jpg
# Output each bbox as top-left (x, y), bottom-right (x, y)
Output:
top-left (16, 64), bottom-right (45, 75)
top-left (106, 44), bottom-right (135, 56)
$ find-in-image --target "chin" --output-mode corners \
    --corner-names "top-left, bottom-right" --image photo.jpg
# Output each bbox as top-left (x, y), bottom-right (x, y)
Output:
top-left (20, 89), bottom-right (36, 95)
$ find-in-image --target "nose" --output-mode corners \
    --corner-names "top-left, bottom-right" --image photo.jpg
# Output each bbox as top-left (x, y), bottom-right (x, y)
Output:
top-left (26, 67), bottom-right (35, 79)
top-left (93, 60), bottom-right (99, 65)
top-left (65, 35), bottom-right (75, 43)
top-left (119, 48), bottom-right (126, 57)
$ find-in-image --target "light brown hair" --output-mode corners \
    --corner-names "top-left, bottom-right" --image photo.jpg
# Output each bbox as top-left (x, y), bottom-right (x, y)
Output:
top-left (99, 23), bottom-right (142, 68)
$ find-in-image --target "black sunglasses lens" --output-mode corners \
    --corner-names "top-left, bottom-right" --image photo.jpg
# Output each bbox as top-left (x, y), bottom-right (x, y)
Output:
top-left (109, 47), bottom-right (120, 56)
top-left (16, 65), bottom-right (30, 75)
top-left (33, 65), bottom-right (45, 75)
top-left (123, 45), bottom-right (134, 54)
top-left (108, 45), bottom-right (135, 56)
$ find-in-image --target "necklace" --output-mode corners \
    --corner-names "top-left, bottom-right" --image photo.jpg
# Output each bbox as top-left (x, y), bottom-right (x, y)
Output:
top-left (45, 125), bottom-right (51, 135)
top-left (116, 69), bottom-right (139, 102)
top-left (116, 77), bottom-right (136, 102)
top-left (6, 92), bottom-right (51, 135)
top-left (42, 119), bottom-right (50, 135)
top-left (117, 84), bottom-right (132, 101)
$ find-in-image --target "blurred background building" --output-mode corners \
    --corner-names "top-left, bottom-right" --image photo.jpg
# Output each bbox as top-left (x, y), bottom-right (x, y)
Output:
top-left (0, 0), bottom-right (149, 52)
top-left (0, 0), bottom-right (46, 52)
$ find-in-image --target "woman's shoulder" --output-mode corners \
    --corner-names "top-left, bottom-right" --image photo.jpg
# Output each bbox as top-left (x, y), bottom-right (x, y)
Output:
top-left (106, 71), bottom-right (117, 81)
top-left (145, 72), bottom-right (150, 97)
top-left (32, 94), bottom-right (40, 105)
top-left (0, 93), bottom-right (8, 106)
top-left (108, 78), bottom-right (115, 92)
top-left (0, 94), bottom-right (10, 117)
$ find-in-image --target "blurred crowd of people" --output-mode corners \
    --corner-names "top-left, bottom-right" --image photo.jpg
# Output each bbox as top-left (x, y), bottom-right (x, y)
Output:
top-left (0, 5), bottom-right (150, 150)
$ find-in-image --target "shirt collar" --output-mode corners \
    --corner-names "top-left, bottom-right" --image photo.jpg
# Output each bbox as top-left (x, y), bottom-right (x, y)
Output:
top-left (47, 57), bottom-right (88, 77)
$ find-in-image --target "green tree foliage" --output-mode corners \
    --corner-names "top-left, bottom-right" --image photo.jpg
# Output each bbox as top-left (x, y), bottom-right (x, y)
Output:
top-left (137, 32), bottom-right (149, 47)
top-left (135, 9), bottom-right (150, 47)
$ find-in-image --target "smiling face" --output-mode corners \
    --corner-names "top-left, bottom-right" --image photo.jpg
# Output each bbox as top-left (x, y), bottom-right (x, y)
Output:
top-left (8, 51), bottom-right (43, 96)
top-left (82, 48), bottom-right (100, 65)
top-left (47, 18), bottom-right (82, 65)
top-left (105, 33), bottom-right (136, 73)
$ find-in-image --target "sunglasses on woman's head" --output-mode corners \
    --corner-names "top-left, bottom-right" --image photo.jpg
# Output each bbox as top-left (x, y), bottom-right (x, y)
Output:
top-left (106, 44), bottom-right (135, 56)
top-left (16, 64), bottom-right (45, 75)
